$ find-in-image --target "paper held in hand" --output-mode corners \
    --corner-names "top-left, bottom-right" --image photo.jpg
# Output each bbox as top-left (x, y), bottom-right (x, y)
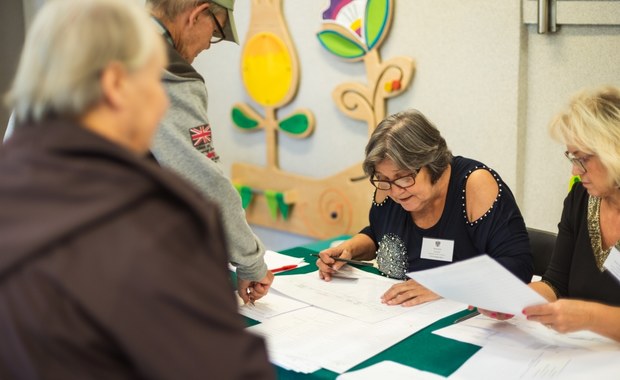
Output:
top-left (406, 254), bottom-right (547, 316)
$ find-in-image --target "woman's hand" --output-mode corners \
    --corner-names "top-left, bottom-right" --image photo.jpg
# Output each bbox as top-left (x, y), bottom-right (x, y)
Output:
top-left (523, 299), bottom-right (592, 333)
top-left (316, 234), bottom-right (377, 281)
top-left (476, 307), bottom-right (514, 320)
top-left (381, 279), bottom-right (440, 307)
top-left (316, 246), bottom-right (351, 281)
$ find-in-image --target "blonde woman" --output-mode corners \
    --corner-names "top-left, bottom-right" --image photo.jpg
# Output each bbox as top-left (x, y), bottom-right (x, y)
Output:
top-left (482, 86), bottom-right (620, 342)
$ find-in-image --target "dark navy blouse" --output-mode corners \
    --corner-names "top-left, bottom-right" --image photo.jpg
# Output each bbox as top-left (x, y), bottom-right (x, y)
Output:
top-left (360, 156), bottom-right (533, 282)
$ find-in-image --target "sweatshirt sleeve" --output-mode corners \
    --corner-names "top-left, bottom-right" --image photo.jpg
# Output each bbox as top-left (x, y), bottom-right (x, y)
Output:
top-left (151, 74), bottom-right (267, 281)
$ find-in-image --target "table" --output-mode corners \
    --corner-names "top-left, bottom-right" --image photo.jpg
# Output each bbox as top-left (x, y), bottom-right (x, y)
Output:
top-left (250, 236), bottom-right (481, 379)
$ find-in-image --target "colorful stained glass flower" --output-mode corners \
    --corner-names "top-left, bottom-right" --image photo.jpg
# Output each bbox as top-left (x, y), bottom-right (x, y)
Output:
top-left (317, 0), bottom-right (392, 60)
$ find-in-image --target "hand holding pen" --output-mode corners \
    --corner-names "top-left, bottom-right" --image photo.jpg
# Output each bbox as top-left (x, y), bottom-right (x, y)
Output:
top-left (314, 249), bottom-right (344, 282)
top-left (237, 270), bottom-right (275, 305)
top-left (314, 246), bottom-right (362, 282)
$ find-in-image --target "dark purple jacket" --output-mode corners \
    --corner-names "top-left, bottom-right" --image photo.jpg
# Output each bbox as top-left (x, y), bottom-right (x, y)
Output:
top-left (0, 119), bottom-right (273, 380)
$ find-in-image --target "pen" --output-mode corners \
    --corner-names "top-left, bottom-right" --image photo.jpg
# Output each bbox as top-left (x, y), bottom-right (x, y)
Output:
top-left (271, 264), bottom-right (298, 273)
top-left (309, 253), bottom-right (375, 267)
top-left (453, 310), bottom-right (480, 324)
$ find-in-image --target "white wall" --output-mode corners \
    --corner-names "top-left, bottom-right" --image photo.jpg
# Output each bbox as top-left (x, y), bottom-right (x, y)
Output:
top-left (14, 0), bottom-right (620, 250)
top-left (521, 24), bottom-right (620, 232)
top-left (198, 0), bottom-right (526, 250)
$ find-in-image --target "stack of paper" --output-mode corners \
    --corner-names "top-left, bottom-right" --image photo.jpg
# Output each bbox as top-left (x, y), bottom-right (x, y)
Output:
top-left (440, 315), bottom-right (620, 379)
top-left (244, 268), bottom-right (466, 374)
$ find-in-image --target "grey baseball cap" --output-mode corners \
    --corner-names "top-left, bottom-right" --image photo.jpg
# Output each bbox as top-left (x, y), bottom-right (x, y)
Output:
top-left (210, 0), bottom-right (238, 44)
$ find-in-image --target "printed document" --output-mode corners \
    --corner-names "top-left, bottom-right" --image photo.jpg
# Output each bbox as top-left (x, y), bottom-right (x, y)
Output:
top-left (438, 314), bottom-right (620, 379)
top-left (249, 299), bottom-right (465, 374)
top-left (407, 254), bottom-right (547, 315)
top-left (272, 268), bottom-right (409, 323)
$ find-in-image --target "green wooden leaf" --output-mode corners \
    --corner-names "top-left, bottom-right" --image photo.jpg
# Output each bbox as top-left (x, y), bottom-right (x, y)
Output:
top-left (231, 107), bottom-right (259, 130)
top-left (276, 192), bottom-right (290, 220)
top-left (233, 184), bottom-right (253, 209)
top-left (278, 113), bottom-right (310, 136)
top-left (365, 0), bottom-right (391, 50)
top-left (264, 190), bottom-right (279, 220)
top-left (316, 30), bottom-right (366, 59)
top-left (569, 175), bottom-right (581, 192)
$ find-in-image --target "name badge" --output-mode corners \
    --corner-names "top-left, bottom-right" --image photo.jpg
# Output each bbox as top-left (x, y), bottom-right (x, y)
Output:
top-left (603, 246), bottom-right (620, 283)
top-left (420, 237), bottom-right (454, 262)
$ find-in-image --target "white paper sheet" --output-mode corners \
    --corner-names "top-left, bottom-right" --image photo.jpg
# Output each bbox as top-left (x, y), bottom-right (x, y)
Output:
top-left (435, 313), bottom-right (618, 351)
top-left (237, 289), bottom-right (309, 322)
top-left (407, 255), bottom-right (547, 315)
top-left (229, 249), bottom-right (308, 272)
top-left (247, 306), bottom-right (359, 373)
top-left (248, 299), bottom-right (466, 374)
top-left (318, 299), bottom-right (466, 373)
top-left (271, 269), bottom-right (410, 323)
top-left (264, 249), bottom-right (306, 269)
top-left (436, 313), bottom-right (620, 379)
top-left (449, 339), bottom-right (620, 380)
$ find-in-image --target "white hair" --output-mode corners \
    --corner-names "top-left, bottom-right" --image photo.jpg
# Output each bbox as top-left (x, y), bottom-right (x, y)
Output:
top-left (6, 0), bottom-right (164, 122)
top-left (146, 0), bottom-right (225, 21)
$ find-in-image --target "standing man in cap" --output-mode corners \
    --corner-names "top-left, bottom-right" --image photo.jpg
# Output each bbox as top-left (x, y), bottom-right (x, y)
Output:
top-left (146, 0), bottom-right (274, 304)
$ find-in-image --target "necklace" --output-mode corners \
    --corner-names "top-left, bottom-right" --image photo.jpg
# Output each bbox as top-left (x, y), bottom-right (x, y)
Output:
top-left (587, 196), bottom-right (620, 271)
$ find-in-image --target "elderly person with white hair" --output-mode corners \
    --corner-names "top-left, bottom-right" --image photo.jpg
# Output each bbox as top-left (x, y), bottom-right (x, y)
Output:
top-left (0, 0), bottom-right (273, 378)
top-left (4, 0), bottom-right (274, 307)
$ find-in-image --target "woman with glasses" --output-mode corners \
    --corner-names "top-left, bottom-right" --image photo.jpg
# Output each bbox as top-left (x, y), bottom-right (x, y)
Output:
top-left (146, 0), bottom-right (275, 305)
top-left (480, 86), bottom-right (620, 342)
top-left (317, 109), bottom-right (533, 307)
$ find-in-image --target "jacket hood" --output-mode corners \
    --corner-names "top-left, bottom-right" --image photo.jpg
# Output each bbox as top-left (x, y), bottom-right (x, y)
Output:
top-left (0, 119), bottom-right (158, 279)
top-left (164, 35), bottom-right (204, 83)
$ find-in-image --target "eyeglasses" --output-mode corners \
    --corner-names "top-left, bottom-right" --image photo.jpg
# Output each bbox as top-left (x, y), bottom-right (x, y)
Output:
top-left (208, 11), bottom-right (225, 44)
top-left (370, 171), bottom-right (419, 191)
top-left (564, 151), bottom-right (591, 174)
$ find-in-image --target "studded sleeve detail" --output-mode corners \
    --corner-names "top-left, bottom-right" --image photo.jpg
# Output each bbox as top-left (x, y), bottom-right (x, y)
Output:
top-left (372, 188), bottom-right (389, 207)
top-left (461, 166), bottom-right (503, 227)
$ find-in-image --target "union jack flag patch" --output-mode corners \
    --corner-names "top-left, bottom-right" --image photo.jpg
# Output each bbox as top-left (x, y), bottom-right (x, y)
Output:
top-left (189, 124), bottom-right (219, 162)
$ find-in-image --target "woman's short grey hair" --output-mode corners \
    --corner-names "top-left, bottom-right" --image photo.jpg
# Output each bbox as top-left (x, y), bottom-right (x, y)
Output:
top-left (6, 0), bottom-right (164, 123)
top-left (549, 86), bottom-right (620, 187)
top-left (147, 0), bottom-right (225, 21)
top-left (363, 109), bottom-right (453, 184)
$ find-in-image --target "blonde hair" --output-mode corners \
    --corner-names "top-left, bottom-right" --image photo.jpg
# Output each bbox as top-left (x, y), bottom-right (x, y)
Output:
top-left (549, 86), bottom-right (620, 187)
top-left (6, 0), bottom-right (164, 122)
